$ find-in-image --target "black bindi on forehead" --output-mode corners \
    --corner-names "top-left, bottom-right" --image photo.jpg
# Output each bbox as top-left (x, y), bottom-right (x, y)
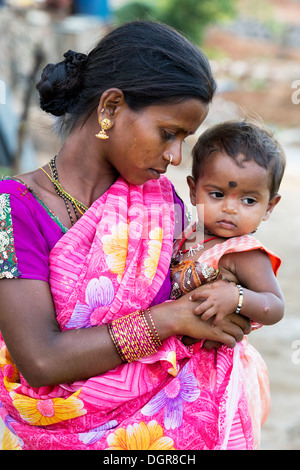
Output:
top-left (228, 181), bottom-right (237, 188)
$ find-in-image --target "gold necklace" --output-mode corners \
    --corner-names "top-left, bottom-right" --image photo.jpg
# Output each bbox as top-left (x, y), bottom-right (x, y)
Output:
top-left (39, 156), bottom-right (89, 225)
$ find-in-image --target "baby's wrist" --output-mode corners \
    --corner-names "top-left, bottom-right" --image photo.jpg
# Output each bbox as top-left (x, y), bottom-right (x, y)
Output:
top-left (234, 284), bottom-right (244, 314)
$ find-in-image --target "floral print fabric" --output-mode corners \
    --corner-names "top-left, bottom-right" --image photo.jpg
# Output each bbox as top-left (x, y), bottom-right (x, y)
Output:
top-left (0, 178), bottom-right (277, 450)
top-left (0, 194), bottom-right (21, 279)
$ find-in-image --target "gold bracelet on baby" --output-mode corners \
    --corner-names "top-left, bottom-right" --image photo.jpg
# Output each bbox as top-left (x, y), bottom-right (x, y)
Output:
top-left (235, 284), bottom-right (244, 314)
top-left (108, 309), bottom-right (162, 363)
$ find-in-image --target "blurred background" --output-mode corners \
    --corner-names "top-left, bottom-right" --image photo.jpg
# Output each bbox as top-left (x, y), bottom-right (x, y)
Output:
top-left (0, 0), bottom-right (299, 450)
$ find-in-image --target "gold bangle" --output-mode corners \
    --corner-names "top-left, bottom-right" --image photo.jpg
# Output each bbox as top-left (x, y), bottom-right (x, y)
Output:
top-left (108, 323), bottom-right (126, 362)
top-left (145, 308), bottom-right (162, 348)
top-left (108, 310), bottom-right (162, 363)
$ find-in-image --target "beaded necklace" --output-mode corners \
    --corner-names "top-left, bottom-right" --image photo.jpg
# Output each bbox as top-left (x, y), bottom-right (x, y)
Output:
top-left (39, 155), bottom-right (89, 226)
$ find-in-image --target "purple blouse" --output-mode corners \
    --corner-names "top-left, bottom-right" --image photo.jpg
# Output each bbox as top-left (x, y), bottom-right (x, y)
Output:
top-left (0, 178), bottom-right (185, 304)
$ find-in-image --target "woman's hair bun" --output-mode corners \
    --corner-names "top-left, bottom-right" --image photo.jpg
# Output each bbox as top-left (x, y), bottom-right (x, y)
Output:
top-left (36, 49), bottom-right (88, 116)
top-left (36, 21), bottom-right (216, 130)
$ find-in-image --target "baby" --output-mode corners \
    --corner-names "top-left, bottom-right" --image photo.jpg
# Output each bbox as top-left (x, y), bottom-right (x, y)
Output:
top-left (170, 120), bottom-right (285, 330)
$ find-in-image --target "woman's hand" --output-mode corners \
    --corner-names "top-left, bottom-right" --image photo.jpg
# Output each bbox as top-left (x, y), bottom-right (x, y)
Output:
top-left (0, 277), bottom-right (251, 388)
top-left (181, 312), bottom-right (251, 348)
top-left (152, 289), bottom-right (251, 349)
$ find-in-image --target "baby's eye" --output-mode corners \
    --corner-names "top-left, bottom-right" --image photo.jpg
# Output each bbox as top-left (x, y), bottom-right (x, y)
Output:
top-left (242, 197), bottom-right (257, 205)
top-left (210, 191), bottom-right (224, 199)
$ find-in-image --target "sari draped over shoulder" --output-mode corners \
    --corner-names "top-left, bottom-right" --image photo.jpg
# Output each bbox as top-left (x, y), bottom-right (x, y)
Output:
top-left (0, 182), bottom-right (279, 450)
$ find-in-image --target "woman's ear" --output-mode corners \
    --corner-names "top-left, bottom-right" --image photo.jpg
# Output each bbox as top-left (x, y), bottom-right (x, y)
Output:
top-left (187, 175), bottom-right (197, 206)
top-left (97, 88), bottom-right (126, 126)
top-left (263, 193), bottom-right (281, 221)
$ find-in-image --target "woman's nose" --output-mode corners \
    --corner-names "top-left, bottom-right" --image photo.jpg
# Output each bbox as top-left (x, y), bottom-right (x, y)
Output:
top-left (170, 152), bottom-right (182, 166)
top-left (163, 143), bottom-right (182, 166)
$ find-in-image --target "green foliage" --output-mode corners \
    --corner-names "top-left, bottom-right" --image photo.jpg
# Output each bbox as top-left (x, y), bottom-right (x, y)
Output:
top-left (114, 1), bottom-right (155, 23)
top-left (0, 166), bottom-right (12, 177)
top-left (113, 0), bottom-right (238, 44)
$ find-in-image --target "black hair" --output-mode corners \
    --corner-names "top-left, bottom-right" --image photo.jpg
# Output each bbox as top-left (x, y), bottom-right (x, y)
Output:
top-left (192, 120), bottom-right (286, 199)
top-left (36, 20), bottom-right (216, 129)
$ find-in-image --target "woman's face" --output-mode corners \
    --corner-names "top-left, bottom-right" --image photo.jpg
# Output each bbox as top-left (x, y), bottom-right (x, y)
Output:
top-left (106, 98), bottom-right (208, 185)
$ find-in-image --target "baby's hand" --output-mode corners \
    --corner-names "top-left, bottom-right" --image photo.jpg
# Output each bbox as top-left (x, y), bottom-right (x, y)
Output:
top-left (189, 280), bottom-right (239, 324)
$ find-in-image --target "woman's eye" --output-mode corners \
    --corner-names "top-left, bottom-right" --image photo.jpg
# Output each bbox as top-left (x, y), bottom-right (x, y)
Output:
top-left (210, 191), bottom-right (224, 199)
top-left (162, 130), bottom-right (175, 141)
top-left (242, 197), bottom-right (256, 205)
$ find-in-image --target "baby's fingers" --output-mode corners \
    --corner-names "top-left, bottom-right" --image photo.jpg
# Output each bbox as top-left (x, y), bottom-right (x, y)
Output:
top-left (193, 299), bottom-right (213, 316)
top-left (198, 306), bottom-right (216, 322)
top-left (189, 286), bottom-right (209, 302)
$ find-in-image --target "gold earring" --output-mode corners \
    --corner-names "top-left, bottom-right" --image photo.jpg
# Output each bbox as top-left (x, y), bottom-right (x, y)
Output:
top-left (95, 117), bottom-right (112, 139)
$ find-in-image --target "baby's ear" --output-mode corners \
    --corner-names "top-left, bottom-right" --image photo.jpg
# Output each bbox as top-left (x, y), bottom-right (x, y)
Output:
top-left (263, 193), bottom-right (281, 221)
top-left (187, 175), bottom-right (197, 206)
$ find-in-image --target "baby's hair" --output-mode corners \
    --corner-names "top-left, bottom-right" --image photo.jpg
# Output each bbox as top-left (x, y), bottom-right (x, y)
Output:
top-left (192, 120), bottom-right (286, 199)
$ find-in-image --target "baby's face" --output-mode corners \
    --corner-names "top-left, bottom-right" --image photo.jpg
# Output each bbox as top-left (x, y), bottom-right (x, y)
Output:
top-left (187, 151), bottom-right (280, 238)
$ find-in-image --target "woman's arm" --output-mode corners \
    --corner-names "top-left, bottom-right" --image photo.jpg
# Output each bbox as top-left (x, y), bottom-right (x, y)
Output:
top-left (189, 249), bottom-right (284, 326)
top-left (0, 278), bottom-right (123, 387)
top-left (0, 277), bottom-right (250, 387)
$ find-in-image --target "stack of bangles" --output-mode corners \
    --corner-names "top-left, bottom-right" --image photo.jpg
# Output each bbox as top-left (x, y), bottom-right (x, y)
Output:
top-left (108, 308), bottom-right (162, 363)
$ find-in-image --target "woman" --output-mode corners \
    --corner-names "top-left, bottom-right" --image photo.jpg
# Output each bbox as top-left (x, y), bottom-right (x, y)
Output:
top-left (0, 21), bottom-right (257, 450)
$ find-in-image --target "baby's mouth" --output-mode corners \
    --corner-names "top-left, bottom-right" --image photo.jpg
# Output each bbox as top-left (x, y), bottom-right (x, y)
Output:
top-left (217, 219), bottom-right (237, 230)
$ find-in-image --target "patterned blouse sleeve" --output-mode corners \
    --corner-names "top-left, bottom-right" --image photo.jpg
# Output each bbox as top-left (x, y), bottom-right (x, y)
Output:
top-left (0, 193), bottom-right (21, 278)
top-left (0, 192), bottom-right (58, 281)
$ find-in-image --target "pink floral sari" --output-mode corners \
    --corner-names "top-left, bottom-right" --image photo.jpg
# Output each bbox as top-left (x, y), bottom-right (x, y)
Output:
top-left (0, 177), bottom-right (278, 450)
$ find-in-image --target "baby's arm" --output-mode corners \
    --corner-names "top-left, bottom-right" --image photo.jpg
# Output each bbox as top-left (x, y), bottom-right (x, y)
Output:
top-left (189, 249), bottom-right (284, 326)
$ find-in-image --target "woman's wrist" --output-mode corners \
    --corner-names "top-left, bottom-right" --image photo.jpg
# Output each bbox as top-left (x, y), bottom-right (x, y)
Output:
top-left (149, 301), bottom-right (179, 339)
top-left (108, 308), bottom-right (164, 363)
